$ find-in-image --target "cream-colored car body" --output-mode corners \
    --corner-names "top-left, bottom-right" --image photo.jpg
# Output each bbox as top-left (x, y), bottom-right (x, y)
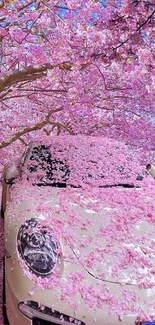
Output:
top-left (3, 157), bottom-right (155, 325)
top-left (146, 164), bottom-right (155, 179)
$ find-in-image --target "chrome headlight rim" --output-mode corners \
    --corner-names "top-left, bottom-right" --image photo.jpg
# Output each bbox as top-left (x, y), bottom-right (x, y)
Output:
top-left (17, 218), bottom-right (60, 277)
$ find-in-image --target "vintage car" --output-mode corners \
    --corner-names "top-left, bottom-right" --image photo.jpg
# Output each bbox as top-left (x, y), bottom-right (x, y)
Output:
top-left (1, 136), bottom-right (155, 325)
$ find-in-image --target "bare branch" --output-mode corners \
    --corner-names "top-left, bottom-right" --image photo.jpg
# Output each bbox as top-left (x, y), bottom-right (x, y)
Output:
top-left (18, 138), bottom-right (28, 146)
top-left (16, 88), bottom-right (67, 93)
top-left (17, 1), bottom-right (35, 12)
top-left (137, 9), bottom-right (155, 31)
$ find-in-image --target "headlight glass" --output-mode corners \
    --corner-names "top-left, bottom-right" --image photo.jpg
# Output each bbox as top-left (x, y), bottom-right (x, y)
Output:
top-left (17, 218), bottom-right (59, 276)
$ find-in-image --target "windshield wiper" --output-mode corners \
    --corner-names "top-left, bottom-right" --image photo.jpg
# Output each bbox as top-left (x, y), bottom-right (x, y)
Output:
top-left (34, 183), bottom-right (138, 189)
top-left (99, 184), bottom-right (138, 188)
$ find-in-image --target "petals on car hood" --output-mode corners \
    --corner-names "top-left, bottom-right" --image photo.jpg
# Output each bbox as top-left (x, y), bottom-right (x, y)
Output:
top-left (9, 182), bottom-right (155, 289)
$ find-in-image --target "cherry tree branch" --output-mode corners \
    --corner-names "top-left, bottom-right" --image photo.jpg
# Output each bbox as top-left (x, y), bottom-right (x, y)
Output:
top-left (92, 9), bottom-right (155, 59)
top-left (0, 121), bottom-right (74, 149)
top-left (17, 2), bottom-right (35, 12)
top-left (113, 9), bottom-right (155, 52)
top-left (0, 61), bottom-right (91, 100)
top-left (0, 106), bottom-right (74, 149)
top-left (0, 120), bottom-right (48, 149)
top-left (0, 62), bottom-right (73, 93)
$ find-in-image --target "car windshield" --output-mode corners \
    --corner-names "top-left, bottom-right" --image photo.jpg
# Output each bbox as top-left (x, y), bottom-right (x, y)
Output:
top-left (24, 136), bottom-right (145, 188)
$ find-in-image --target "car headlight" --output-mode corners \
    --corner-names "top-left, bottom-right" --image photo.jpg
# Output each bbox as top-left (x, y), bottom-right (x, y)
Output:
top-left (17, 218), bottom-right (60, 276)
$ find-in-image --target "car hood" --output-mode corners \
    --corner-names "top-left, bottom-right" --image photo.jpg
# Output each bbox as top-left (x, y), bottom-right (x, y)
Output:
top-left (9, 183), bottom-right (155, 288)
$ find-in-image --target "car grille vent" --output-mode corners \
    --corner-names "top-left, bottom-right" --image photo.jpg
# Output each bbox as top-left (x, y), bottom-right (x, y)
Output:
top-left (25, 300), bottom-right (85, 325)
